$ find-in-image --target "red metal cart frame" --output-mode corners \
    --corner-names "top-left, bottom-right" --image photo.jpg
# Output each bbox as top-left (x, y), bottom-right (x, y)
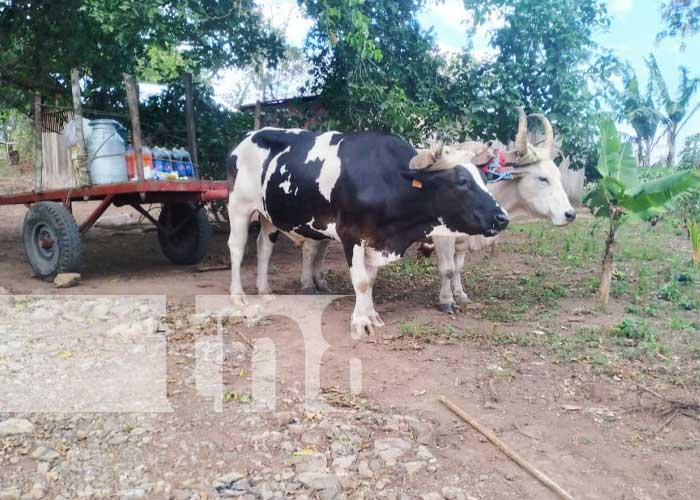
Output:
top-left (1, 181), bottom-right (229, 278)
top-left (2, 70), bottom-right (232, 279)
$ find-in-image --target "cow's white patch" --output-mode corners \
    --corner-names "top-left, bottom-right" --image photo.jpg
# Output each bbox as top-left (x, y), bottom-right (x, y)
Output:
top-left (305, 132), bottom-right (343, 202)
top-left (458, 163), bottom-right (500, 206)
top-left (429, 221), bottom-right (463, 238)
top-left (365, 247), bottom-right (400, 267)
top-left (280, 179), bottom-right (292, 194)
top-left (306, 218), bottom-right (340, 240)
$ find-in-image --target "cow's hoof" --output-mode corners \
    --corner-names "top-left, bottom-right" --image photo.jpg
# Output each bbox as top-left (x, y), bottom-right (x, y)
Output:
top-left (259, 293), bottom-right (276, 303)
top-left (230, 294), bottom-right (248, 307)
top-left (454, 293), bottom-right (471, 305)
top-left (438, 302), bottom-right (455, 314)
top-left (351, 313), bottom-right (382, 340)
top-left (301, 287), bottom-right (318, 295)
top-left (314, 280), bottom-right (331, 294)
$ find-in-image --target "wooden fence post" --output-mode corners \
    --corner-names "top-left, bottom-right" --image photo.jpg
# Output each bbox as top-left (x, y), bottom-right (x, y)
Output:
top-left (33, 92), bottom-right (43, 192)
top-left (70, 68), bottom-right (91, 186)
top-left (123, 73), bottom-right (145, 186)
top-left (183, 72), bottom-right (200, 177)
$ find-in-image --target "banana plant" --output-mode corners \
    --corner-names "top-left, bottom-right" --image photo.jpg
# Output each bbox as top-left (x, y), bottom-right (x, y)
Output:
top-left (689, 220), bottom-right (700, 268)
top-left (584, 118), bottom-right (700, 306)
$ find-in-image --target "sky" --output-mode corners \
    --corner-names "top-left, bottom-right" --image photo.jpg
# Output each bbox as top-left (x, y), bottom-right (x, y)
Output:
top-left (211, 0), bottom-right (700, 161)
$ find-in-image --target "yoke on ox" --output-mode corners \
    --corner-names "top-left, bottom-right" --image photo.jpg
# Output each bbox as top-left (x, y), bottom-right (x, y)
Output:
top-left (226, 128), bottom-right (509, 337)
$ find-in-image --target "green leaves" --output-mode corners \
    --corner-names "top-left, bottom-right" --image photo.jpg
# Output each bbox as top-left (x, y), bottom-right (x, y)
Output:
top-left (688, 220), bottom-right (700, 267)
top-left (585, 118), bottom-right (700, 225)
top-left (302, 0), bottom-right (441, 141)
top-left (0, 0), bottom-right (284, 111)
top-left (455, 0), bottom-right (610, 172)
top-left (597, 118), bottom-right (638, 184)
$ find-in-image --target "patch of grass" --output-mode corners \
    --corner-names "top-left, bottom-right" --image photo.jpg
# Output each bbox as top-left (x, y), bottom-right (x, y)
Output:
top-left (383, 258), bottom-right (436, 283)
top-left (400, 321), bottom-right (439, 338)
top-left (668, 316), bottom-right (695, 332)
top-left (657, 282), bottom-right (681, 302)
top-left (399, 321), bottom-right (466, 340)
top-left (612, 317), bottom-right (668, 359)
top-left (543, 326), bottom-right (608, 369)
top-left (624, 303), bottom-right (659, 317)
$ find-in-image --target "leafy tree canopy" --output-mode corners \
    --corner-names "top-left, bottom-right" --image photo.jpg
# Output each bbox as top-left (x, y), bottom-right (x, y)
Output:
top-left (658, 0), bottom-right (700, 48)
top-left (300, 0), bottom-right (445, 141)
top-left (0, 0), bottom-right (284, 113)
top-left (139, 81), bottom-right (253, 180)
top-left (453, 0), bottom-right (611, 172)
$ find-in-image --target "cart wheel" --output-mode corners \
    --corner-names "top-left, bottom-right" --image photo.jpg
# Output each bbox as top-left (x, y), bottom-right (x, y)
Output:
top-left (157, 202), bottom-right (212, 265)
top-left (23, 201), bottom-right (83, 279)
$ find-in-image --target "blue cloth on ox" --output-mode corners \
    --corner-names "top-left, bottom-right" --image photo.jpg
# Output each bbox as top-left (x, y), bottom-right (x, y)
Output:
top-left (481, 150), bottom-right (513, 183)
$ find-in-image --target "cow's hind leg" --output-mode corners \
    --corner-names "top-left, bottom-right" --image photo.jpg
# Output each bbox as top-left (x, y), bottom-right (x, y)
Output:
top-left (256, 217), bottom-right (278, 297)
top-left (228, 199), bottom-right (254, 307)
top-left (301, 240), bottom-right (320, 294)
top-left (451, 250), bottom-right (470, 305)
top-left (312, 240), bottom-right (331, 293)
top-left (345, 241), bottom-right (383, 338)
top-left (433, 236), bottom-right (457, 313)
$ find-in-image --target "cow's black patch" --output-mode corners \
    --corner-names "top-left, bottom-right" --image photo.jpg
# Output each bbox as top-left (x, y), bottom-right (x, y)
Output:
top-left (226, 153), bottom-right (238, 193)
top-left (268, 230), bottom-right (280, 243)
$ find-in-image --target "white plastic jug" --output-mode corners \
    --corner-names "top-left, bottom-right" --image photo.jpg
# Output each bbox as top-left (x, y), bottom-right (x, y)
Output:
top-left (86, 119), bottom-right (128, 184)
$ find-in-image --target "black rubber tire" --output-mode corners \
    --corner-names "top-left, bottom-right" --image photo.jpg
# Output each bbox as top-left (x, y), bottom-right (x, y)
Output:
top-left (157, 202), bottom-right (212, 265)
top-left (23, 201), bottom-right (83, 279)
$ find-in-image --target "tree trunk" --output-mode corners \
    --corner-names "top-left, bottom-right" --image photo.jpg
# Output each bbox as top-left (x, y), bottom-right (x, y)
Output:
top-left (598, 220), bottom-right (617, 307)
top-left (637, 139), bottom-right (645, 167)
top-left (666, 126), bottom-right (677, 167)
top-left (643, 139), bottom-right (652, 168)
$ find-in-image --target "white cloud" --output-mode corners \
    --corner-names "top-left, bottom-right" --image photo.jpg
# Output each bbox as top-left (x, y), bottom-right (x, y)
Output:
top-left (608, 0), bottom-right (633, 15)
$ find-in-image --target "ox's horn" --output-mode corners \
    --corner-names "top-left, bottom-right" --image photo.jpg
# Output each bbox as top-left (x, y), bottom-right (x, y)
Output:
top-left (514, 106), bottom-right (528, 157)
top-left (409, 141), bottom-right (444, 170)
top-left (528, 113), bottom-right (554, 157)
top-left (409, 149), bottom-right (435, 170)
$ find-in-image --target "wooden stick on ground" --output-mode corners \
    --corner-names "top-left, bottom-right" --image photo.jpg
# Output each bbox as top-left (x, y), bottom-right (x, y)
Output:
top-left (439, 396), bottom-right (577, 500)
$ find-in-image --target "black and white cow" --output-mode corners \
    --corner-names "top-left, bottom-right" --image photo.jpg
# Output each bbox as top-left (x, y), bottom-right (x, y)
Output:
top-left (226, 128), bottom-right (509, 336)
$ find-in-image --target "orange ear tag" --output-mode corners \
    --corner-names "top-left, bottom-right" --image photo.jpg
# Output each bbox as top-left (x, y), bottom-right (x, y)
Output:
top-left (412, 179), bottom-right (423, 189)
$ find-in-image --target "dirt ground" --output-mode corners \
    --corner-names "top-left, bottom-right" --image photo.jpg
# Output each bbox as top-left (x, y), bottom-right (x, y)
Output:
top-left (1, 189), bottom-right (700, 500)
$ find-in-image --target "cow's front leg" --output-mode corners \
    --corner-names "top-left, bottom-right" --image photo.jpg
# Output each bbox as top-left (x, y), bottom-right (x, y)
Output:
top-left (451, 250), bottom-right (470, 305)
top-left (312, 240), bottom-right (331, 293)
top-left (256, 217), bottom-right (277, 298)
top-left (433, 236), bottom-right (457, 313)
top-left (346, 242), bottom-right (383, 338)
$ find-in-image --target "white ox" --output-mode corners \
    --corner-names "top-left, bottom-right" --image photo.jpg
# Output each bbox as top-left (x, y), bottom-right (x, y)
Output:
top-left (429, 108), bottom-right (576, 312)
top-left (297, 108), bottom-right (577, 312)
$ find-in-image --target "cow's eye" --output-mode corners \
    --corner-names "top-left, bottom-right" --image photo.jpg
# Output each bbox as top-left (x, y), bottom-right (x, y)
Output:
top-left (538, 177), bottom-right (550, 184)
top-left (458, 177), bottom-right (469, 186)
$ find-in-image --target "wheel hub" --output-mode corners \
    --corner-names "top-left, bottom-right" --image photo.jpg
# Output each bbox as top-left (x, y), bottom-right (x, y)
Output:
top-left (35, 225), bottom-right (57, 259)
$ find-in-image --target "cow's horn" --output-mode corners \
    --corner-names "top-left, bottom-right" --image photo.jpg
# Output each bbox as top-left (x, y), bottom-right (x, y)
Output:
top-left (528, 113), bottom-right (554, 157)
top-left (432, 141), bottom-right (444, 160)
top-left (514, 106), bottom-right (528, 157)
